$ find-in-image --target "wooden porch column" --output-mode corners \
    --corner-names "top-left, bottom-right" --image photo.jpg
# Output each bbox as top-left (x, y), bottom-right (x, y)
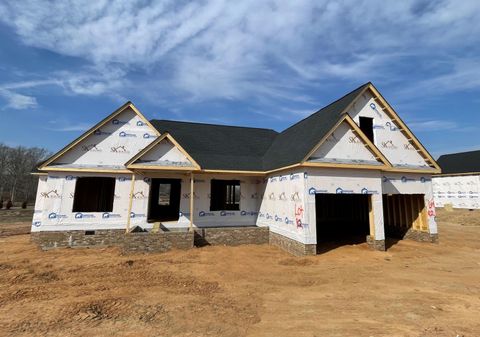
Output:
top-left (126, 173), bottom-right (136, 233)
top-left (189, 172), bottom-right (194, 232)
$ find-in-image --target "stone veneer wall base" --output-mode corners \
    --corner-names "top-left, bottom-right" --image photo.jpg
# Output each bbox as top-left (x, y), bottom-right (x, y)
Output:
top-left (194, 226), bottom-right (269, 247)
top-left (366, 235), bottom-right (386, 251)
top-left (31, 230), bottom-right (194, 253)
top-left (385, 227), bottom-right (439, 243)
top-left (269, 231), bottom-right (316, 256)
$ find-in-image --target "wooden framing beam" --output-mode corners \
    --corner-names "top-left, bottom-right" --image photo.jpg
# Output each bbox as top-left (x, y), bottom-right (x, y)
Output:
top-left (38, 167), bottom-right (132, 174)
top-left (367, 84), bottom-right (441, 173)
top-left (419, 196), bottom-right (429, 231)
top-left (126, 173), bottom-right (136, 233)
top-left (368, 195), bottom-right (375, 239)
top-left (126, 132), bottom-right (201, 169)
top-left (39, 101), bottom-right (159, 170)
top-left (410, 195), bottom-right (419, 230)
top-left (189, 172), bottom-right (194, 232)
top-left (403, 195), bottom-right (410, 228)
top-left (416, 196), bottom-right (426, 231)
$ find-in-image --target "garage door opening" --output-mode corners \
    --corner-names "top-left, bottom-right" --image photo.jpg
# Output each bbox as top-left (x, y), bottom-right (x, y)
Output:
top-left (383, 194), bottom-right (428, 240)
top-left (315, 193), bottom-right (372, 253)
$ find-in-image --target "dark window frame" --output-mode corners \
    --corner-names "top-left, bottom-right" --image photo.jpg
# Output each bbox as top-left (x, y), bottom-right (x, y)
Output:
top-left (72, 177), bottom-right (116, 212)
top-left (210, 179), bottom-right (240, 211)
top-left (359, 116), bottom-right (374, 143)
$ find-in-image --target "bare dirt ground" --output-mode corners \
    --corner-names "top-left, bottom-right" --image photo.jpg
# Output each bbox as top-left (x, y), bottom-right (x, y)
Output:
top-left (0, 209), bottom-right (479, 337)
top-left (0, 208), bottom-right (33, 237)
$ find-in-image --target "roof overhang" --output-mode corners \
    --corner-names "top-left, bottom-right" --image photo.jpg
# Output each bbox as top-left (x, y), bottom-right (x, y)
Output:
top-left (126, 132), bottom-right (201, 171)
top-left (38, 101), bottom-right (159, 171)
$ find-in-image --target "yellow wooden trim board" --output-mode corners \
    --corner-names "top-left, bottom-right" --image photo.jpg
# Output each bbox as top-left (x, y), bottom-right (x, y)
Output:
top-left (433, 171), bottom-right (480, 177)
top-left (384, 167), bottom-right (438, 174)
top-left (302, 162), bottom-right (387, 170)
top-left (129, 165), bottom-right (196, 171)
top-left (31, 172), bottom-right (48, 176)
top-left (189, 172), bottom-right (194, 231)
top-left (301, 117), bottom-right (345, 163)
top-left (300, 114), bottom-right (392, 168)
top-left (201, 169), bottom-right (266, 175)
top-left (126, 173), bottom-right (136, 233)
top-left (366, 84), bottom-right (441, 172)
top-left (38, 84), bottom-right (441, 177)
top-left (38, 101), bottom-right (159, 170)
top-left (368, 196), bottom-right (375, 239)
top-left (344, 114), bottom-right (393, 167)
top-left (125, 132), bottom-right (201, 170)
top-left (38, 167), bottom-right (132, 174)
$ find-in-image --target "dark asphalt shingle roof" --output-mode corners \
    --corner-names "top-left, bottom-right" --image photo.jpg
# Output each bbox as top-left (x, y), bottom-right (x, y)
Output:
top-left (150, 82), bottom-right (370, 171)
top-left (149, 120), bottom-right (278, 171)
top-left (261, 83), bottom-right (369, 170)
top-left (437, 150), bottom-right (480, 174)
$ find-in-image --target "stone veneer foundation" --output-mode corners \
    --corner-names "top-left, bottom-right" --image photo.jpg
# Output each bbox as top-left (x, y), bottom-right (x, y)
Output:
top-left (386, 226), bottom-right (439, 243)
top-left (31, 225), bottom-right (438, 256)
top-left (366, 235), bottom-right (386, 251)
top-left (31, 229), bottom-right (194, 253)
top-left (30, 226), bottom-right (269, 253)
top-left (194, 226), bottom-right (270, 246)
top-left (269, 231), bottom-right (316, 256)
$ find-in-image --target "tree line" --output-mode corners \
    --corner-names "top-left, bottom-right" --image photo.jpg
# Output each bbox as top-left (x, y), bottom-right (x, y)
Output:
top-left (0, 143), bottom-right (51, 206)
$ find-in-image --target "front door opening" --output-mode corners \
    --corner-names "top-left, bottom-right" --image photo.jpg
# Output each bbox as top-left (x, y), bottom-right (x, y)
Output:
top-left (148, 178), bottom-right (181, 222)
top-left (315, 193), bottom-right (371, 252)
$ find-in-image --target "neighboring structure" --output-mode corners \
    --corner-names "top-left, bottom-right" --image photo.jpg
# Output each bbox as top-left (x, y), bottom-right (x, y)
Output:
top-left (433, 150), bottom-right (480, 209)
top-left (31, 82), bottom-right (441, 255)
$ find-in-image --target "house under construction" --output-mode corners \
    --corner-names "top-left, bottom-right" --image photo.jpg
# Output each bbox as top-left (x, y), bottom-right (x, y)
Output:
top-left (31, 82), bottom-right (441, 255)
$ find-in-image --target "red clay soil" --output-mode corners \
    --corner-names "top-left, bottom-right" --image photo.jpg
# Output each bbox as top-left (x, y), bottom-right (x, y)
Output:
top-left (0, 209), bottom-right (479, 337)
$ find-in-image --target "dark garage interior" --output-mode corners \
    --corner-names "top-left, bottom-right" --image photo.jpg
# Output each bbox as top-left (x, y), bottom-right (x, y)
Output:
top-left (315, 193), bottom-right (371, 252)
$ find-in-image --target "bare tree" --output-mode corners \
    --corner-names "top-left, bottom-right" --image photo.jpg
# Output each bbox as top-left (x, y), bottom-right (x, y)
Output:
top-left (0, 143), bottom-right (50, 203)
top-left (0, 144), bottom-right (9, 200)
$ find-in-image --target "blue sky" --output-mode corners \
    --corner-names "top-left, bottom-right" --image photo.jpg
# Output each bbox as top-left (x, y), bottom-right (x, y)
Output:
top-left (0, 1), bottom-right (479, 158)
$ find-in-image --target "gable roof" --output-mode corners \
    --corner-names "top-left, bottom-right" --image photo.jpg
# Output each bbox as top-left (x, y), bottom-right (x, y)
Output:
top-left (150, 83), bottom-right (370, 172)
top-left (126, 132), bottom-right (201, 170)
top-left (38, 82), bottom-right (440, 174)
top-left (262, 83), bottom-right (370, 170)
top-left (304, 114), bottom-right (392, 168)
top-left (436, 150), bottom-right (480, 175)
top-left (149, 120), bottom-right (278, 171)
top-left (38, 101), bottom-right (159, 171)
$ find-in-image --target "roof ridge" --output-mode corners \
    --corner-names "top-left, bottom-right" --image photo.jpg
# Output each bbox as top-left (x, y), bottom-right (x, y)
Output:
top-left (150, 119), bottom-right (278, 133)
top-left (276, 82), bottom-right (370, 134)
top-left (438, 149), bottom-right (480, 158)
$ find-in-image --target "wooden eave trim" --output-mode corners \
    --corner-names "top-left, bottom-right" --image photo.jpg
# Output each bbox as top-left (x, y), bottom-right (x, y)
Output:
top-left (128, 104), bottom-right (161, 137)
top-left (343, 114), bottom-right (393, 167)
top-left (300, 113), bottom-right (392, 168)
top-left (166, 134), bottom-right (201, 169)
top-left (125, 133), bottom-right (201, 170)
top-left (300, 116), bottom-right (346, 163)
top-left (433, 171), bottom-right (480, 177)
top-left (128, 165), bottom-right (196, 171)
top-left (383, 167), bottom-right (440, 174)
top-left (38, 102), bottom-right (159, 170)
top-left (302, 162), bottom-right (388, 170)
top-left (39, 167), bottom-right (132, 174)
top-left (124, 133), bottom-right (168, 166)
top-left (366, 84), bottom-right (441, 171)
top-left (200, 169), bottom-right (266, 175)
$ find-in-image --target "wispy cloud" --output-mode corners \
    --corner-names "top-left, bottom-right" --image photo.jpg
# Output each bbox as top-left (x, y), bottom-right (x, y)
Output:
top-left (0, 0), bottom-right (479, 124)
top-left (0, 89), bottom-right (38, 109)
top-left (0, 0), bottom-right (479, 108)
top-left (408, 119), bottom-right (458, 132)
top-left (44, 122), bottom-right (91, 132)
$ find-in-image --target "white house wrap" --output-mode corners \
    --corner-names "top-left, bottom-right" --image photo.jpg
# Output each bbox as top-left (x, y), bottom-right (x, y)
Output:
top-left (32, 83), bottom-right (441, 255)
